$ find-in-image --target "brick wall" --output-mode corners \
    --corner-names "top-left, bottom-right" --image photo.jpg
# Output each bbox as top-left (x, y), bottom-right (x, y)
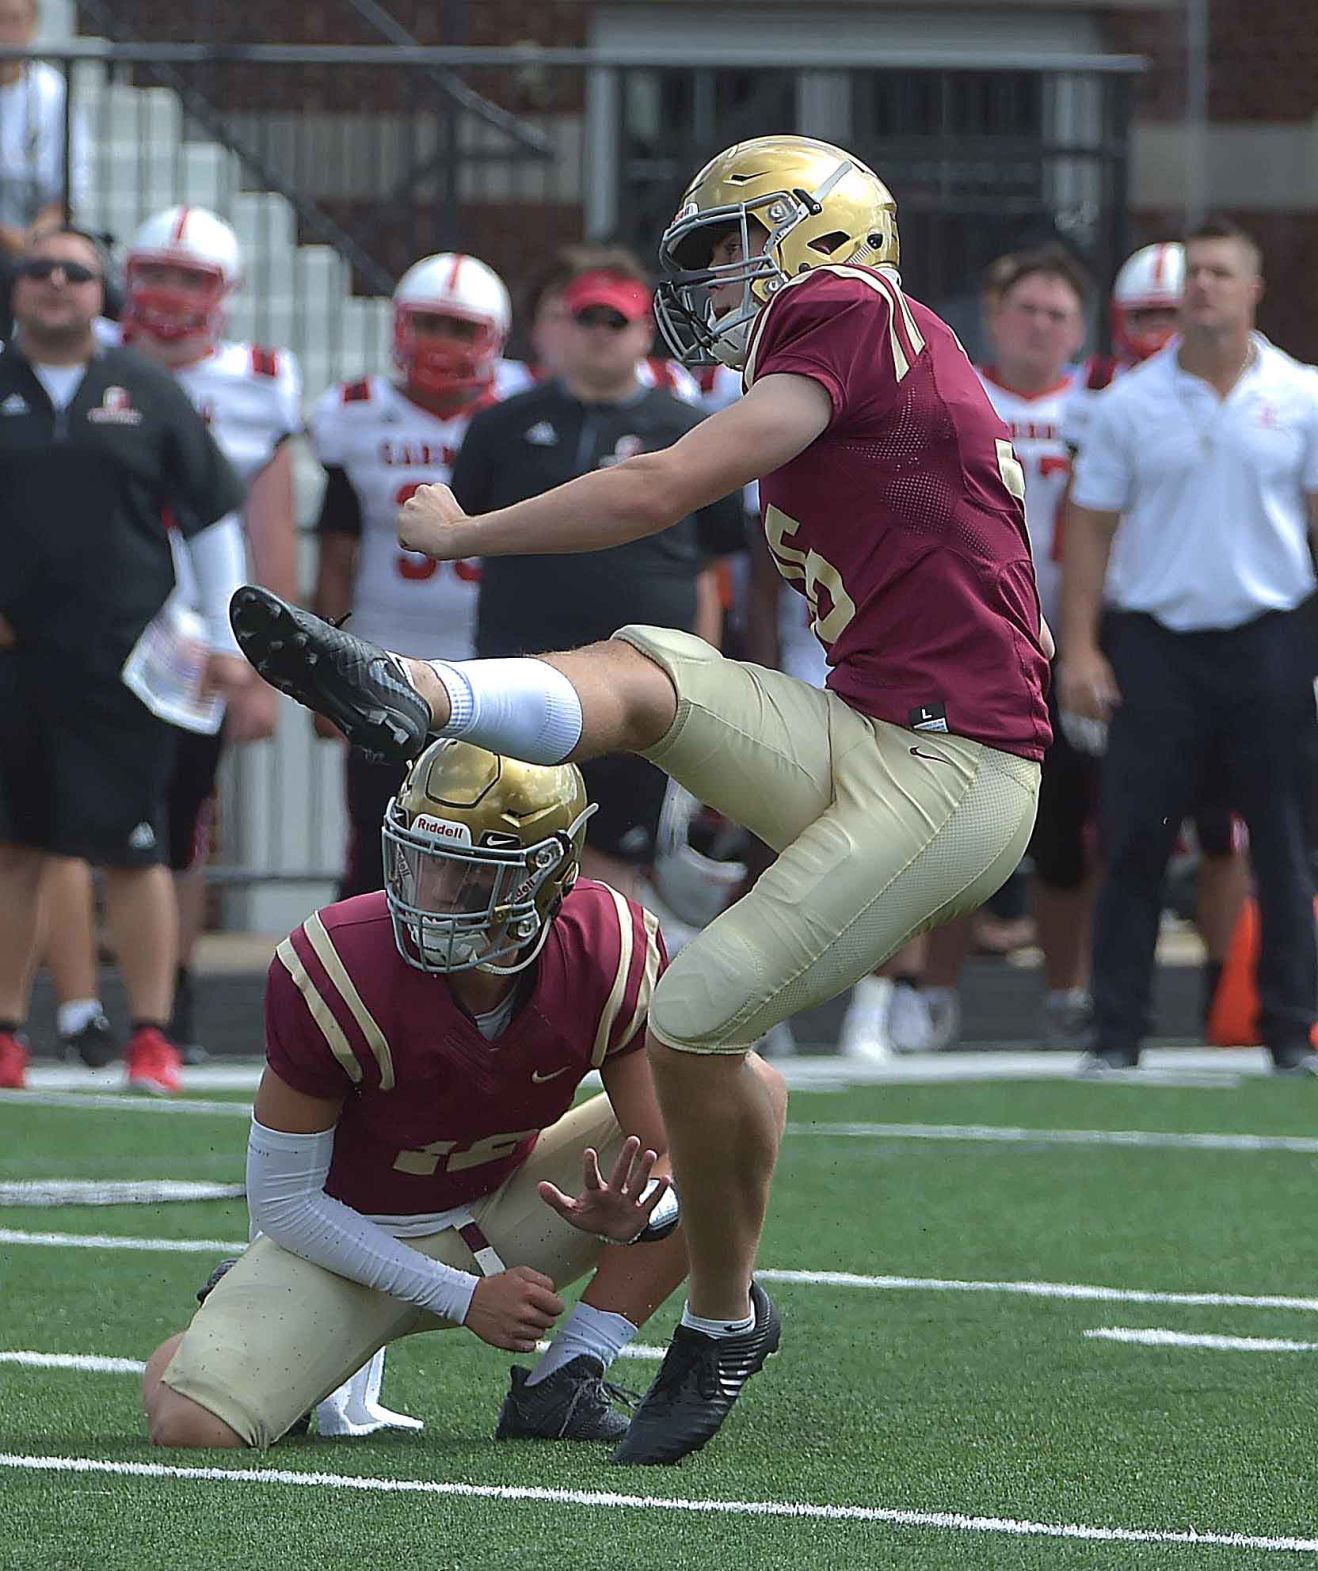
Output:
top-left (1105, 0), bottom-right (1318, 123)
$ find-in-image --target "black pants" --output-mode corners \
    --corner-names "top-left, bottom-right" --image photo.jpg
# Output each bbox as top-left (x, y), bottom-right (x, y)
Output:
top-left (1093, 606), bottom-right (1317, 1059)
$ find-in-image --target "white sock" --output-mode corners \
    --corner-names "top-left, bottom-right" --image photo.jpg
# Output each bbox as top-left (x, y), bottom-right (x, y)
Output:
top-left (526, 1302), bottom-right (638, 1386)
top-left (680, 1302), bottom-right (755, 1338)
top-left (922, 985), bottom-right (957, 1009)
top-left (58, 999), bottom-right (103, 1036)
top-left (424, 657), bottom-right (583, 766)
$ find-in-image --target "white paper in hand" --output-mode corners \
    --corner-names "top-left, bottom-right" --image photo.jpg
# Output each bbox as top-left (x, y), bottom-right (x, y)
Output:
top-left (121, 591), bottom-right (225, 734)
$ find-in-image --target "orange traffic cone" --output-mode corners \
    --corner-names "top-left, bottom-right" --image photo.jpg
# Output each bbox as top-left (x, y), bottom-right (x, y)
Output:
top-left (1207, 896), bottom-right (1318, 1047)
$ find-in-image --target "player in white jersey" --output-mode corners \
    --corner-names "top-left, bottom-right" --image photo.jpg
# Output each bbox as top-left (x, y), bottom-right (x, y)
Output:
top-left (908, 247), bottom-right (1093, 1052)
top-left (38, 205), bottom-right (300, 1083)
top-left (309, 251), bottom-right (519, 896)
top-left (1062, 240), bottom-right (1185, 455)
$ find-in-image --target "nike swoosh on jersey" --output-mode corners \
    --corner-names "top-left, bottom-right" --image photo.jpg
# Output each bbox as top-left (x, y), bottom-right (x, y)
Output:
top-left (531, 1066), bottom-right (572, 1082)
top-left (909, 746), bottom-right (955, 765)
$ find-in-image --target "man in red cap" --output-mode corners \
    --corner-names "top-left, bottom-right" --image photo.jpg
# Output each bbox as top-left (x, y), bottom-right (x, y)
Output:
top-left (433, 249), bottom-right (745, 900)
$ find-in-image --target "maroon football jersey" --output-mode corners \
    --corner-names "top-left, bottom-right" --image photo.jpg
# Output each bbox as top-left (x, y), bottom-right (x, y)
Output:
top-left (264, 880), bottom-right (665, 1216)
top-left (743, 264), bottom-right (1052, 761)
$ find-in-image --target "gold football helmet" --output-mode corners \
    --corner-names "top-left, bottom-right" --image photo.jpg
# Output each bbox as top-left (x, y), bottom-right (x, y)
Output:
top-left (655, 134), bottom-right (900, 369)
top-left (383, 739), bottom-right (593, 975)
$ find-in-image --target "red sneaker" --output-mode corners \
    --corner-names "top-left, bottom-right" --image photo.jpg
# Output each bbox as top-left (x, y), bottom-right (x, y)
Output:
top-left (125, 1027), bottom-right (183, 1096)
top-left (0, 1031), bottom-right (29, 1090)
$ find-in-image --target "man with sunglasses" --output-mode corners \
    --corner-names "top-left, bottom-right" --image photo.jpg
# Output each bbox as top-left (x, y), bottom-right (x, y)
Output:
top-left (450, 253), bottom-right (745, 900)
top-left (0, 225), bottom-right (248, 1093)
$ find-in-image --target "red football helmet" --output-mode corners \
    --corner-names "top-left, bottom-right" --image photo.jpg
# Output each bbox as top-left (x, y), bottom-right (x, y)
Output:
top-left (122, 205), bottom-right (241, 347)
top-left (393, 252), bottom-right (511, 400)
top-left (1111, 242), bottom-right (1184, 363)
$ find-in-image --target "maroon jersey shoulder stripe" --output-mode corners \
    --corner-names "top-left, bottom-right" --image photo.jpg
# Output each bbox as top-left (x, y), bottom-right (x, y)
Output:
top-left (250, 346), bottom-right (279, 378)
top-left (267, 939), bottom-right (364, 1097)
top-left (285, 919), bottom-right (387, 1087)
top-left (608, 901), bottom-right (666, 1058)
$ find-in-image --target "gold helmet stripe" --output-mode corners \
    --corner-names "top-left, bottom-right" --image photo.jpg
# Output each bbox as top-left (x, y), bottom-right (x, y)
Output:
top-left (613, 906), bottom-right (664, 1056)
top-left (275, 937), bottom-right (363, 1086)
top-left (303, 913), bottom-right (396, 1092)
top-left (591, 885), bottom-right (637, 1068)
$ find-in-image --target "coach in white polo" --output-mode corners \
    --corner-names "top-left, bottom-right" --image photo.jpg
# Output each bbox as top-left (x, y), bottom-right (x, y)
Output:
top-left (1061, 218), bottom-right (1318, 1075)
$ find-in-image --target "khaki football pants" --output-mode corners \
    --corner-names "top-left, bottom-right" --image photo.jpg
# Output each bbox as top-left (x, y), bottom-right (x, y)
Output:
top-left (614, 626), bottom-right (1040, 1053)
top-left (162, 1095), bottom-right (624, 1448)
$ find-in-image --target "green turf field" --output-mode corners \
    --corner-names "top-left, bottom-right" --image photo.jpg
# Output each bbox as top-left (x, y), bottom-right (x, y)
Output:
top-left (2, 1074), bottom-right (1317, 1570)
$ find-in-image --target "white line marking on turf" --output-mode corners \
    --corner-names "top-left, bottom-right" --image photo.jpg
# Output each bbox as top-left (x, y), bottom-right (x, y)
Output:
top-left (535, 1339), bottom-right (663, 1361)
top-left (0, 1180), bottom-right (244, 1206)
top-left (0, 1227), bottom-right (244, 1254)
top-left (755, 1269), bottom-right (1318, 1314)
top-left (6, 1229), bottom-right (1318, 1318)
top-left (0, 1089), bottom-right (250, 1116)
top-left (1, 1341), bottom-right (662, 1376)
top-left (0, 1351), bottom-right (146, 1374)
top-left (790, 1122), bottom-right (1318, 1154)
top-left (2, 1226), bottom-right (1314, 1316)
top-left (0, 1455), bottom-right (1314, 1553)
top-left (1086, 1327), bottom-right (1318, 1354)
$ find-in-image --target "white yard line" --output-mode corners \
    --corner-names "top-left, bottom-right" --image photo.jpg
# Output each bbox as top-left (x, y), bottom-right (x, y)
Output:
top-left (0, 1342), bottom-right (662, 1374)
top-left (0, 1227), bottom-right (245, 1253)
top-left (1086, 1327), bottom-right (1318, 1354)
top-left (0, 1351), bottom-right (146, 1374)
top-left (5, 1229), bottom-right (1318, 1317)
top-left (0, 1180), bottom-right (243, 1206)
top-left (0, 1089), bottom-right (251, 1116)
top-left (3, 1047), bottom-right (1276, 1104)
top-left (755, 1269), bottom-right (1318, 1314)
top-left (790, 1122), bottom-right (1318, 1154)
top-left (0, 1453), bottom-right (1314, 1553)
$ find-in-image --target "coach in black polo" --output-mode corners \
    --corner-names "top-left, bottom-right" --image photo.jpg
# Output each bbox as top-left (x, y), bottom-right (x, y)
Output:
top-left (0, 225), bottom-right (248, 1093)
top-left (451, 261), bottom-right (744, 894)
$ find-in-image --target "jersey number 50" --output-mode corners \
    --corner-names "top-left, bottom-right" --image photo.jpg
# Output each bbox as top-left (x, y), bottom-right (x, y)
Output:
top-left (764, 505), bottom-right (857, 649)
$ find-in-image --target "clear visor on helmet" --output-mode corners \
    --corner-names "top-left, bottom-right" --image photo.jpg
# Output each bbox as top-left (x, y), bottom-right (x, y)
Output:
top-left (382, 800), bottom-right (592, 974)
top-left (654, 191), bottom-right (807, 367)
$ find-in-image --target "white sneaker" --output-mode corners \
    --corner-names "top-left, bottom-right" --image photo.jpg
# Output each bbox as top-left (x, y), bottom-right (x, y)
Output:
top-left (921, 986), bottom-right (962, 1052)
top-left (839, 976), bottom-right (893, 1061)
top-left (756, 1019), bottom-right (799, 1059)
top-left (886, 980), bottom-right (937, 1054)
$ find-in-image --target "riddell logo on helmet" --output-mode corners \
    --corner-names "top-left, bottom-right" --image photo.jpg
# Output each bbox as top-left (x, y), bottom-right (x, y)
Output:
top-left (413, 814), bottom-right (472, 845)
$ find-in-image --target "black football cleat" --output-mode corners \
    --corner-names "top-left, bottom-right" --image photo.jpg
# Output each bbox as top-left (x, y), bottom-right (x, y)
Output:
top-left (60, 1011), bottom-right (119, 1069)
top-left (229, 586), bottom-right (431, 764)
top-left (611, 1281), bottom-right (780, 1466)
top-left (495, 1355), bottom-right (637, 1443)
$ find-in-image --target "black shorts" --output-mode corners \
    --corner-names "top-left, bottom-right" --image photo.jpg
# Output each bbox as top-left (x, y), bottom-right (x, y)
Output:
top-left (580, 753), bottom-right (668, 867)
top-left (167, 727), bottom-right (226, 873)
top-left (1029, 695), bottom-right (1102, 891)
top-left (342, 751), bottom-right (409, 899)
top-left (0, 649), bottom-right (175, 867)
